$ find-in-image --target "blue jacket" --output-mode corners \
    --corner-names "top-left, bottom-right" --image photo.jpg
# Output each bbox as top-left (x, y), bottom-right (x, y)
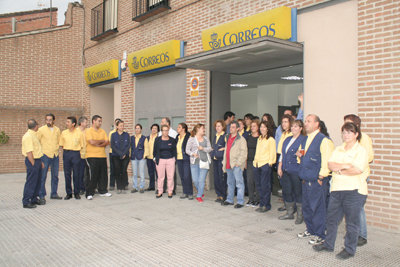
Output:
top-left (175, 132), bottom-right (191, 161)
top-left (281, 135), bottom-right (306, 175)
top-left (298, 132), bottom-right (325, 181)
top-left (130, 135), bottom-right (146, 160)
top-left (110, 132), bottom-right (130, 158)
top-left (210, 133), bottom-right (226, 160)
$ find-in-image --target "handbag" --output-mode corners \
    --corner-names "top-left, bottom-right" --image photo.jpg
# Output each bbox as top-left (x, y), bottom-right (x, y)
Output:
top-left (195, 137), bottom-right (210, 170)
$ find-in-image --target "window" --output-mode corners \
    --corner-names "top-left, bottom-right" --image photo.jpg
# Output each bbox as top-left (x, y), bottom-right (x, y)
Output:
top-left (138, 118), bottom-right (149, 136)
top-left (91, 0), bottom-right (118, 41)
top-left (132, 0), bottom-right (170, 22)
top-left (172, 116), bottom-right (185, 130)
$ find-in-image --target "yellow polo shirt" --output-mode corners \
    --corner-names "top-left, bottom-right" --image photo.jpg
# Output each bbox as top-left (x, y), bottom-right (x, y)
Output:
top-left (22, 129), bottom-right (43, 159)
top-left (329, 142), bottom-right (368, 195)
top-left (238, 129), bottom-right (245, 136)
top-left (79, 127), bottom-right (87, 159)
top-left (176, 135), bottom-right (185, 160)
top-left (277, 131), bottom-right (293, 154)
top-left (301, 130), bottom-right (334, 177)
top-left (108, 129), bottom-right (116, 153)
top-left (85, 127), bottom-right (108, 158)
top-left (37, 125), bottom-right (61, 158)
top-left (59, 128), bottom-right (84, 151)
top-left (253, 136), bottom-right (276, 168)
top-left (146, 134), bottom-right (157, 159)
top-left (360, 133), bottom-right (374, 179)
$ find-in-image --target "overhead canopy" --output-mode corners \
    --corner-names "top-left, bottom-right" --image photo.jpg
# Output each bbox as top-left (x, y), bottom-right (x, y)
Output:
top-left (176, 36), bottom-right (303, 75)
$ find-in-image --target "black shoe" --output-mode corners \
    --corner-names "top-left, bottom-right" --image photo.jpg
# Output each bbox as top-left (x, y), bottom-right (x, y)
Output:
top-left (131, 189), bottom-right (138, 193)
top-left (64, 194), bottom-right (73, 200)
top-left (79, 190), bottom-right (85, 195)
top-left (278, 205), bottom-right (286, 212)
top-left (215, 198), bottom-right (222, 203)
top-left (336, 249), bottom-right (354, 260)
top-left (75, 194), bottom-right (81, 200)
top-left (222, 201), bottom-right (233, 206)
top-left (313, 243), bottom-right (333, 252)
top-left (50, 194), bottom-right (62, 200)
top-left (156, 194), bottom-right (163, 198)
top-left (357, 236), bottom-right (367, 247)
top-left (23, 203), bottom-right (37, 209)
top-left (234, 204), bottom-right (244, 209)
top-left (109, 186), bottom-right (115, 191)
top-left (256, 206), bottom-right (270, 213)
top-left (33, 198), bottom-right (46, 205)
top-left (145, 187), bottom-right (155, 191)
top-left (168, 195), bottom-right (173, 199)
top-left (139, 189), bottom-right (145, 193)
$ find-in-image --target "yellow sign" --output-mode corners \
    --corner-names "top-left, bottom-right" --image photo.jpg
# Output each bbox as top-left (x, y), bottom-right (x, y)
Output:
top-left (190, 77), bottom-right (199, 97)
top-left (128, 40), bottom-right (183, 75)
top-left (84, 59), bottom-right (120, 85)
top-left (202, 6), bottom-right (294, 51)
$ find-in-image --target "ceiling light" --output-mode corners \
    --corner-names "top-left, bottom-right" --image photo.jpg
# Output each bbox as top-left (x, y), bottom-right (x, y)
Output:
top-left (231, 83), bottom-right (248, 88)
top-left (281, 76), bottom-right (303, 80)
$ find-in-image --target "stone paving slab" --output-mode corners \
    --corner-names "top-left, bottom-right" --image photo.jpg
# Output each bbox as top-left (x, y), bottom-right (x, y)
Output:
top-left (0, 173), bottom-right (399, 266)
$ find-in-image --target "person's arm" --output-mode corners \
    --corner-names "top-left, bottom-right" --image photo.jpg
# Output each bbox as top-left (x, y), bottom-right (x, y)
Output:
top-left (319, 138), bottom-right (334, 179)
top-left (278, 162), bottom-right (283, 177)
top-left (26, 151), bottom-right (35, 166)
top-left (269, 138), bottom-right (277, 166)
top-left (296, 94), bottom-right (304, 120)
top-left (171, 138), bottom-right (177, 158)
top-left (110, 134), bottom-right (123, 156)
top-left (203, 137), bottom-right (213, 153)
top-left (143, 138), bottom-right (149, 159)
top-left (328, 162), bottom-right (363, 175)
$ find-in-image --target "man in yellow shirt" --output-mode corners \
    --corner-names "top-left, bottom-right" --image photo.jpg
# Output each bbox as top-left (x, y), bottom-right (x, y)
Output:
top-left (344, 114), bottom-right (374, 247)
top-left (59, 116), bottom-right (84, 200)
top-left (85, 115), bottom-right (111, 200)
top-left (77, 116), bottom-right (88, 195)
top-left (21, 119), bottom-right (44, 209)
top-left (297, 114), bottom-right (334, 246)
top-left (37, 113), bottom-right (61, 202)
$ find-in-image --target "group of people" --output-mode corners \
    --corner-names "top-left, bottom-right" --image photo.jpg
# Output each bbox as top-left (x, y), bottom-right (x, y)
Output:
top-left (21, 98), bottom-right (373, 260)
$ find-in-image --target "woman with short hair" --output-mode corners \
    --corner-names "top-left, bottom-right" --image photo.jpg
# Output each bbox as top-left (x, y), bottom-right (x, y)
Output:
top-left (210, 120), bottom-right (226, 203)
top-left (145, 124), bottom-right (159, 191)
top-left (186, 124), bottom-right (212, 203)
top-left (130, 124), bottom-right (148, 194)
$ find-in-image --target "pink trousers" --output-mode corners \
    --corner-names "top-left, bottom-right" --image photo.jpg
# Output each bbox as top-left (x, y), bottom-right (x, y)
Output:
top-left (156, 158), bottom-right (175, 194)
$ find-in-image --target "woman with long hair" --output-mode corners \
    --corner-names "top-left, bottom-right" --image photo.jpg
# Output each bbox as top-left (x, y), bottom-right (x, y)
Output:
top-left (246, 119), bottom-right (261, 207)
top-left (186, 124), bottom-right (212, 203)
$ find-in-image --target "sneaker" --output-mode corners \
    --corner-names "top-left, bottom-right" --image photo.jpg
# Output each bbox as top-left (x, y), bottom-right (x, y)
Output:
top-left (246, 200), bottom-right (252, 207)
top-left (251, 201), bottom-right (259, 208)
top-left (297, 230), bottom-right (311, 238)
top-left (139, 189), bottom-right (145, 193)
top-left (100, 192), bottom-right (112, 197)
top-left (86, 195), bottom-right (93, 200)
top-left (180, 194), bottom-right (188, 199)
top-left (357, 236), bottom-right (367, 247)
top-left (313, 243), bottom-right (333, 252)
top-left (131, 189), bottom-right (138, 193)
top-left (336, 249), bottom-right (354, 260)
top-left (309, 236), bottom-right (324, 245)
top-left (196, 197), bottom-right (203, 203)
top-left (188, 195), bottom-right (194, 200)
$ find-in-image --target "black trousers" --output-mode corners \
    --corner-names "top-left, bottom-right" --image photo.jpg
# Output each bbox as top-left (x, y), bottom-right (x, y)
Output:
top-left (112, 156), bottom-right (129, 190)
top-left (85, 158), bottom-right (108, 196)
top-left (246, 161), bottom-right (259, 202)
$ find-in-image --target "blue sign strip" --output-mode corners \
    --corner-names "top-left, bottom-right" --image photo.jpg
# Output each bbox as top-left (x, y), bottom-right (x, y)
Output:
top-left (289, 8), bottom-right (297, 42)
top-left (132, 65), bottom-right (176, 77)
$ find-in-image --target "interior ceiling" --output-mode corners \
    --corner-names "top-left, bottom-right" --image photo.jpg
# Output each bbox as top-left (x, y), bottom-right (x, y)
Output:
top-left (231, 64), bottom-right (303, 89)
top-left (176, 36), bottom-right (303, 75)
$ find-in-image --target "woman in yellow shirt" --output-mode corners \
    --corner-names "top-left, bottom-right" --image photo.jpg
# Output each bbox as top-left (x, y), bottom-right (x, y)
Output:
top-left (145, 124), bottom-right (159, 192)
top-left (176, 123), bottom-right (193, 200)
top-left (313, 122), bottom-right (368, 260)
top-left (253, 121), bottom-right (276, 213)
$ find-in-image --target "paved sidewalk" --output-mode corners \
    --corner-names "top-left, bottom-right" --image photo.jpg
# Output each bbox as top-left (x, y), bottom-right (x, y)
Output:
top-left (0, 173), bottom-right (399, 266)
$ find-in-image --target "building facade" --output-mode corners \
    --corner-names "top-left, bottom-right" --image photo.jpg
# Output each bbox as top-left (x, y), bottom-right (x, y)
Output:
top-left (0, 0), bottom-right (399, 232)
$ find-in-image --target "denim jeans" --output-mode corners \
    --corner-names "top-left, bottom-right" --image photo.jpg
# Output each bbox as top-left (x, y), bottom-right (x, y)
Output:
top-left (359, 177), bottom-right (370, 239)
top-left (324, 190), bottom-right (367, 255)
top-left (226, 167), bottom-right (244, 205)
top-left (23, 158), bottom-right (42, 205)
top-left (131, 159), bottom-right (146, 189)
top-left (39, 154), bottom-right (59, 198)
top-left (190, 164), bottom-right (208, 198)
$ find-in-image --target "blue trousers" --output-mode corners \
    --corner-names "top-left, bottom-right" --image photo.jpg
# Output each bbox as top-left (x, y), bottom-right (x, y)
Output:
top-left (78, 158), bottom-right (86, 192)
top-left (190, 164), bottom-right (208, 198)
top-left (177, 159), bottom-right (193, 195)
top-left (302, 179), bottom-right (328, 239)
top-left (324, 190), bottom-right (367, 255)
top-left (39, 155), bottom-right (59, 198)
top-left (23, 158), bottom-right (42, 205)
top-left (280, 171), bottom-right (302, 203)
top-left (213, 159), bottom-right (226, 199)
top-left (226, 167), bottom-right (244, 205)
top-left (63, 150), bottom-right (81, 195)
top-left (146, 159), bottom-right (157, 189)
top-left (254, 164), bottom-right (272, 209)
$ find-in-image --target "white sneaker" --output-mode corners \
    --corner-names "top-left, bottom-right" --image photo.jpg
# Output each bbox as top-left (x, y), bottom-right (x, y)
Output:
top-left (297, 230), bottom-right (311, 238)
top-left (309, 236), bottom-right (324, 245)
top-left (87, 195), bottom-right (93, 200)
top-left (100, 192), bottom-right (112, 197)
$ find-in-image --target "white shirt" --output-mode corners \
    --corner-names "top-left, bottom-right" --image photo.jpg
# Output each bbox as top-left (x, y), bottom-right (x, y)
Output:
top-left (158, 128), bottom-right (178, 139)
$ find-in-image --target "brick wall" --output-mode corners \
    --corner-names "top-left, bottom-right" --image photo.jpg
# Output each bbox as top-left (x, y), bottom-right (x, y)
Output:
top-left (0, 3), bottom-right (84, 173)
top-left (357, 0), bottom-right (400, 232)
top-left (0, 8), bottom-right (58, 35)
